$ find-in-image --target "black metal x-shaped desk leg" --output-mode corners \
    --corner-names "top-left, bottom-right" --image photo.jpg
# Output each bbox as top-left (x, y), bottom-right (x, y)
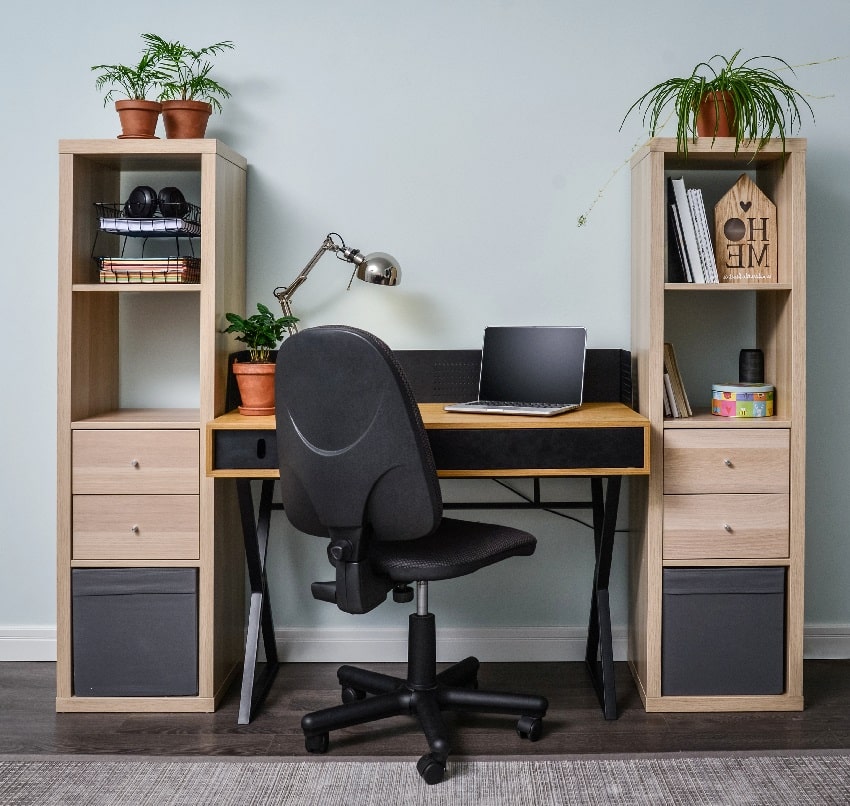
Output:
top-left (584, 475), bottom-right (621, 720)
top-left (236, 478), bottom-right (280, 725)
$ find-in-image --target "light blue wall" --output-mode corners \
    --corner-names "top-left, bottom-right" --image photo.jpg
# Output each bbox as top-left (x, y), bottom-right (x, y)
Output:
top-left (2, 0), bottom-right (849, 651)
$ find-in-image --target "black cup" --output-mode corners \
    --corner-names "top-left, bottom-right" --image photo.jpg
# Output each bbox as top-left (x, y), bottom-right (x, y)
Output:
top-left (739, 349), bottom-right (764, 384)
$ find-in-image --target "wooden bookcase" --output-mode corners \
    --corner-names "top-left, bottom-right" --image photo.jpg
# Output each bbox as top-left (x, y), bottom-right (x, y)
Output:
top-left (56, 139), bottom-right (247, 712)
top-left (629, 137), bottom-right (806, 712)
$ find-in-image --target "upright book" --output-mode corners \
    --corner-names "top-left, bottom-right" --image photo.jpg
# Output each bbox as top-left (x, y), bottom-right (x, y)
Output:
top-left (669, 177), bottom-right (706, 283)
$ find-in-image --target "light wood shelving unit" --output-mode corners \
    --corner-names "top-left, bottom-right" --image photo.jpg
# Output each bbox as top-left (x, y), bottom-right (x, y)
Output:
top-left (57, 139), bottom-right (247, 712)
top-left (629, 137), bottom-right (806, 712)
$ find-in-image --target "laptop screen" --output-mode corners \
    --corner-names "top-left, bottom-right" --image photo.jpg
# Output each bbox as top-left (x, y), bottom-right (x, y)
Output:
top-left (478, 326), bottom-right (587, 404)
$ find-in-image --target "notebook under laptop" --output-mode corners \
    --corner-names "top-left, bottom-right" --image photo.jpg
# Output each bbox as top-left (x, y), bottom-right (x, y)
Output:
top-left (443, 326), bottom-right (587, 416)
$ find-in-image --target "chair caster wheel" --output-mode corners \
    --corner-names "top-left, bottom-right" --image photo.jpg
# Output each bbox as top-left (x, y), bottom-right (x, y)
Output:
top-left (341, 686), bottom-right (366, 703)
top-left (416, 753), bottom-right (446, 785)
top-left (516, 715), bottom-right (543, 742)
top-left (305, 732), bottom-right (330, 754)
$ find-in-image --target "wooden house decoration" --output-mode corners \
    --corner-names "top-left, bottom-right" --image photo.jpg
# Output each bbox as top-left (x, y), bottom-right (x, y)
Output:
top-left (714, 174), bottom-right (777, 283)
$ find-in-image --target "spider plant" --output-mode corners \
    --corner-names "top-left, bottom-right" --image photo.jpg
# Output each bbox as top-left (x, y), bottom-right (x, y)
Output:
top-left (620, 50), bottom-right (814, 156)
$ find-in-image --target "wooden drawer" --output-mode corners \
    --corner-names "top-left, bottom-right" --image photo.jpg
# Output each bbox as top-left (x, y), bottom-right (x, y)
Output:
top-left (663, 493), bottom-right (789, 559)
top-left (664, 429), bottom-right (789, 494)
top-left (72, 495), bottom-right (199, 560)
top-left (72, 430), bottom-right (199, 495)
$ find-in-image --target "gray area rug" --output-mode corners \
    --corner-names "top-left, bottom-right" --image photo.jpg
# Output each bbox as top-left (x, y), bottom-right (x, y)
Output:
top-left (1, 752), bottom-right (848, 805)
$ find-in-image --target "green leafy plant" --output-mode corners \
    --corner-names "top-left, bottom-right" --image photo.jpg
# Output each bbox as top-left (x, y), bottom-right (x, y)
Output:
top-left (142, 33), bottom-right (234, 111)
top-left (620, 50), bottom-right (814, 157)
top-left (222, 303), bottom-right (298, 363)
top-left (91, 50), bottom-right (166, 104)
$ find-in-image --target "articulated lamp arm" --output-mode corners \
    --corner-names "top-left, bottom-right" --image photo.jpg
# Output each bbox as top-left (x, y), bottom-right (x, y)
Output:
top-left (273, 232), bottom-right (401, 333)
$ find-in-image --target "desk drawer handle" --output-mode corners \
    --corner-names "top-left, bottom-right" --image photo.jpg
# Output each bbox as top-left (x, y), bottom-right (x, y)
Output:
top-left (723, 523), bottom-right (733, 533)
top-left (130, 459), bottom-right (140, 468)
top-left (724, 458), bottom-right (733, 467)
top-left (130, 524), bottom-right (140, 534)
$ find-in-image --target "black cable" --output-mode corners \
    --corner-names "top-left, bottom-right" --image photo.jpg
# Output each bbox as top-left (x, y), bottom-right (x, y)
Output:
top-left (490, 478), bottom-right (630, 533)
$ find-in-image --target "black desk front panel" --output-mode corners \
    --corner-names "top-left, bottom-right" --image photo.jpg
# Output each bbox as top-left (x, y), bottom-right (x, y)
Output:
top-left (426, 427), bottom-right (646, 472)
top-left (212, 425), bottom-right (644, 473)
top-left (215, 429), bottom-right (279, 470)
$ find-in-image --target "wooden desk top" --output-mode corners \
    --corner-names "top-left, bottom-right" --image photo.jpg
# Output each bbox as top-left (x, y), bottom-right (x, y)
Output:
top-left (417, 401), bottom-right (649, 430)
top-left (206, 402), bottom-right (650, 479)
top-left (208, 401), bottom-right (648, 431)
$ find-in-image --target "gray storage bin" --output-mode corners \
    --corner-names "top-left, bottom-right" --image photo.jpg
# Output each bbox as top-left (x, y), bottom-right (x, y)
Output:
top-left (72, 568), bottom-right (198, 696)
top-left (662, 567), bottom-right (785, 696)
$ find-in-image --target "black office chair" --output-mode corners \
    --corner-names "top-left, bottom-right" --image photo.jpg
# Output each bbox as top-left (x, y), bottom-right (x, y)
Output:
top-left (274, 325), bottom-right (548, 784)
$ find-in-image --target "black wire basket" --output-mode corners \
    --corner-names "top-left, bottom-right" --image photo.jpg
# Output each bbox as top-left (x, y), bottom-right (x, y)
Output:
top-left (96, 256), bottom-right (201, 284)
top-left (94, 201), bottom-right (202, 237)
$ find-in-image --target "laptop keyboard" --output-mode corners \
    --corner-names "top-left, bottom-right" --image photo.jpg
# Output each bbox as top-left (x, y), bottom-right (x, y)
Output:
top-left (477, 400), bottom-right (569, 408)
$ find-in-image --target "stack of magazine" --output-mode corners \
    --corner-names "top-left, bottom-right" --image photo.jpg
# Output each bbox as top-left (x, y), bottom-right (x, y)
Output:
top-left (663, 342), bottom-right (692, 418)
top-left (668, 177), bottom-right (718, 283)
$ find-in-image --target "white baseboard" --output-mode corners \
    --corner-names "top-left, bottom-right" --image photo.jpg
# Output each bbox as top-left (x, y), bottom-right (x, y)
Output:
top-left (803, 625), bottom-right (850, 659)
top-left (2, 624), bottom-right (849, 663)
top-left (0, 628), bottom-right (57, 661)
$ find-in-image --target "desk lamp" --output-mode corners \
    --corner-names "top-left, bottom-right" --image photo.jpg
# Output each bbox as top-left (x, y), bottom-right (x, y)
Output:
top-left (274, 232), bottom-right (401, 332)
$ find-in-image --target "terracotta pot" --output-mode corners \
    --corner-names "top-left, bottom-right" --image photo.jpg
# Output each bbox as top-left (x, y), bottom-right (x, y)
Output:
top-left (696, 91), bottom-right (736, 138)
top-left (232, 361), bottom-right (276, 415)
top-left (114, 99), bottom-right (161, 139)
top-left (161, 99), bottom-right (213, 139)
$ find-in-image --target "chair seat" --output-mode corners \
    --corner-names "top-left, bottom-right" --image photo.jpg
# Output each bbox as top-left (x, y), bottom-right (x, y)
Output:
top-left (371, 518), bottom-right (536, 582)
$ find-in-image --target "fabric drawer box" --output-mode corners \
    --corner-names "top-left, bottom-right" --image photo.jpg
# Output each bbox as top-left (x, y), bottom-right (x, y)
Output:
top-left (72, 430), bottom-right (199, 494)
top-left (662, 567), bottom-right (785, 696)
top-left (72, 568), bottom-right (198, 696)
top-left (663, 429), bottom-right (789, 494)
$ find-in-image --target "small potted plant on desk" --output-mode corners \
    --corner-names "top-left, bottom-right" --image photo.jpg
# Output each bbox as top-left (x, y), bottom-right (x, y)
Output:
top-left (222, 303), bottom-right (298, 416)
top-left (91, 48), bottom-right (167, 138)
top-left (142, 33), bottom-right (234, 139)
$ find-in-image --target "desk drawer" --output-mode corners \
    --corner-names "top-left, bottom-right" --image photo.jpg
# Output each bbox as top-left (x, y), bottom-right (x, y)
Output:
top-left (73, 494), bottom-right (199, 560)
top-left (73, 430), bottom-right (199, 494)
top-left (663, 429), bottom-right (789, 494)
top-left (663, 493), bottom-right (789, 560)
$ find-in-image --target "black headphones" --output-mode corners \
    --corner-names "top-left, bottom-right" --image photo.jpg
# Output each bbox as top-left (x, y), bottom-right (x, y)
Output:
top-left (124, 186), bottom-right (189, 219)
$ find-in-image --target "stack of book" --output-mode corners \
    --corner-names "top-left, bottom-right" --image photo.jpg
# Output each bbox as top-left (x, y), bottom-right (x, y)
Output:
top-left (668, 177), bottom-right (718, 283)
top-left (663, 342), bottom-right (692, 418)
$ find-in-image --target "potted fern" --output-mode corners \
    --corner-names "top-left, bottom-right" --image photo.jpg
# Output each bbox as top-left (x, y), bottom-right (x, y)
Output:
top-left (91, 50), bottom-right (167, 138)
top-left (222, 303), bottom-right (298, 415)
top-left (142, 33), bottom-right (234, 139)
top-left (621, 50), bottom-right (814, 157)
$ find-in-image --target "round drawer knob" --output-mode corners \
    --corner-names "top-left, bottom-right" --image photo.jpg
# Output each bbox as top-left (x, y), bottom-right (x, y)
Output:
top-left (130, 459), bottom-right (140, 468)
top-left (723, 458), bottom-right (733, 467)
top-left (130, 524), bottom-right (140, 534)
top-left (723, 523), bottom-right (733, 533)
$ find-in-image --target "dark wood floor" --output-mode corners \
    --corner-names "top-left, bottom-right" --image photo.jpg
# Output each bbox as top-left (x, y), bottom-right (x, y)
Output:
top-left (2, 660), bottom-right (849, 758)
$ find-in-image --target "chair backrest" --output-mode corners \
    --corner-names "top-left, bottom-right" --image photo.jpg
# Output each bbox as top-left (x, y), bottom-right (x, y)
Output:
top-left (275, 326), bottom-right (443, 613)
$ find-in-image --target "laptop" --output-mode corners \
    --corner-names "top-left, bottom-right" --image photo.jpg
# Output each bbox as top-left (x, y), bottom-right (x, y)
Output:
top-left (444, 326), bottom-right (587, 416)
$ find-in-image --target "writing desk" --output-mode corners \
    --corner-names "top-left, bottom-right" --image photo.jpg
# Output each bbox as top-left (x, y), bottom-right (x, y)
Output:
top-left (207, 380), bottom-right (649, 724)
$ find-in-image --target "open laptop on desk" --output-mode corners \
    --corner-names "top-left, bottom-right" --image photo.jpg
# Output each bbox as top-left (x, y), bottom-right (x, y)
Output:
top-left (444, 325), bottom-right (587, 416)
